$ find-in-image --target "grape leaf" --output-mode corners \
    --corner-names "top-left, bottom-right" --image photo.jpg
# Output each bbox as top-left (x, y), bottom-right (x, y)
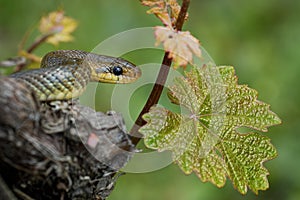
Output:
top-left (139, 64), bottom-right (281, 194)
top-left (39, 10), bottom-right (78, 46)
top-left (141, 0), bottom-right (183, 27)
top-left (154, 26), bottom-right (202, 68)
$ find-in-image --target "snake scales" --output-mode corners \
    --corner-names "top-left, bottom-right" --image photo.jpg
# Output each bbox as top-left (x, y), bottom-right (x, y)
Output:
top-left (10, 50), bottom-right (141, 101)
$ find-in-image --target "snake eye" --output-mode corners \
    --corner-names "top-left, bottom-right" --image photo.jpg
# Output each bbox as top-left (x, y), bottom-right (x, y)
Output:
top-left (112, 66), bottom-right (123, 76)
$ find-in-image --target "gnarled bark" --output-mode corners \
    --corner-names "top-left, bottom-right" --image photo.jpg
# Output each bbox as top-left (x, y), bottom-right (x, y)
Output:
top-left (0, 77), bottom-right (134, 200)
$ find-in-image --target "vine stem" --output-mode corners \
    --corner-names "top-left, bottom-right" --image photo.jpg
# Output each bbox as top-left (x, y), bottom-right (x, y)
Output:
top-left (130, 0), bottom-right (190, 145)
top-left (15, 33), bottom-right (53, 72)
top-left (26, 33), bottom-right (53, 54)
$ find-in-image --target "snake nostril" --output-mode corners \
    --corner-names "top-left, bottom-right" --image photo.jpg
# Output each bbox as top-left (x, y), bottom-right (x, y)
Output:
top-left (112, 66), bottom-right (123, 76)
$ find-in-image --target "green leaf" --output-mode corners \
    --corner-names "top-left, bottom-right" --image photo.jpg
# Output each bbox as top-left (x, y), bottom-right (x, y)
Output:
top-left (140, 64), bottom-right (281, 194)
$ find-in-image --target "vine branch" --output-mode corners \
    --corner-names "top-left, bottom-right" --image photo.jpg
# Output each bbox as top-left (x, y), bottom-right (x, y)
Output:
top-left (27, 33), bottom-right (53, 54)
top-left (130, 0), bottom-right (190, 145)
top-left (15, 33), bottom-right (53, 72)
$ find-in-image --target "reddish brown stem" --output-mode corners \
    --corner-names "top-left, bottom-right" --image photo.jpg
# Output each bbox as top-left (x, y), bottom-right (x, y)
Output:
top-left (15, 33), bottom-right (53, 72)
top-left (130, 0), bottom-right (191, 145)
top-left (175, 0), bottom-right (190, 31)
top-left (26, 33), bottom-right (53, 53)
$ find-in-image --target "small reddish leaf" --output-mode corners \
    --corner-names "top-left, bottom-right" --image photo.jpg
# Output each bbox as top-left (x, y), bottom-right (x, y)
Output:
top-left (141, 0), bottom-right (185, 27)
top-left (147, 6), bottom-right (172, 27)
top-left (154, 26), bottom-right (202, 68)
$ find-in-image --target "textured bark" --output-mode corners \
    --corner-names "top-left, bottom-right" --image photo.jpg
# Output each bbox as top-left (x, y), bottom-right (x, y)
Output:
top-left (0, 77), bottom-right (134, 200)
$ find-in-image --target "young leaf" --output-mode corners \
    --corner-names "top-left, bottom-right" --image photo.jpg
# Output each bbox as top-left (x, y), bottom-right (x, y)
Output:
top-left (141, 0), bottom-right (183, 27)
top-left (140, 64), bottom-right (281, 194)
top-left (39, 10), bottom-right (78, 46)
top-left (154, 26), bottom-right (202, 69)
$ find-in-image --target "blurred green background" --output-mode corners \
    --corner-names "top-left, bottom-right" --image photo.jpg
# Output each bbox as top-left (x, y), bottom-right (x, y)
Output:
top-left (1, 0), bottom-right (299, 199)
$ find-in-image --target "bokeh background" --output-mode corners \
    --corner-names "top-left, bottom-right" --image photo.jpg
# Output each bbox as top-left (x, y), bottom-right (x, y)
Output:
top-left (1, 0), bottom-right (299, 199)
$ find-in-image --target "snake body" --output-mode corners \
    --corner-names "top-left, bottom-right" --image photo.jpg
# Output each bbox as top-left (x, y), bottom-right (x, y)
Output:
top-left (10, 50), bottom-right (141, 101)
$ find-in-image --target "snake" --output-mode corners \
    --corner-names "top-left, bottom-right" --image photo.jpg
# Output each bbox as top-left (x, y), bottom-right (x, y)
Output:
top-left (10, 50), bottom-right (141, 101)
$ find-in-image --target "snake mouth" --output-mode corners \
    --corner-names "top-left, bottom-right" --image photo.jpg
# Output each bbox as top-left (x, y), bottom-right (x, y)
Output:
top-left (118, 65), bottom-right (142, 83)
top-left (91, 67), bottom-right (141, 84)
top-left (89, 57), bottom-right (141, 84)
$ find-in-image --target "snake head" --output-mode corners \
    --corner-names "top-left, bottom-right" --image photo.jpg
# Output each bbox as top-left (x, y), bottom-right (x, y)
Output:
top-left (89, 55), bottom-right (141, 84)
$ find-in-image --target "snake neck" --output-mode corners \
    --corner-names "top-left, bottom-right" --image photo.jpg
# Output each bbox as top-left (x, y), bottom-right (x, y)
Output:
top-left (10, 63), bottom-right (91, 101)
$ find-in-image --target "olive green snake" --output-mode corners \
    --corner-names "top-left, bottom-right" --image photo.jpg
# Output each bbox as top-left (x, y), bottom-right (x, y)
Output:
top-left (10, 50), bottom-right (141, 101)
